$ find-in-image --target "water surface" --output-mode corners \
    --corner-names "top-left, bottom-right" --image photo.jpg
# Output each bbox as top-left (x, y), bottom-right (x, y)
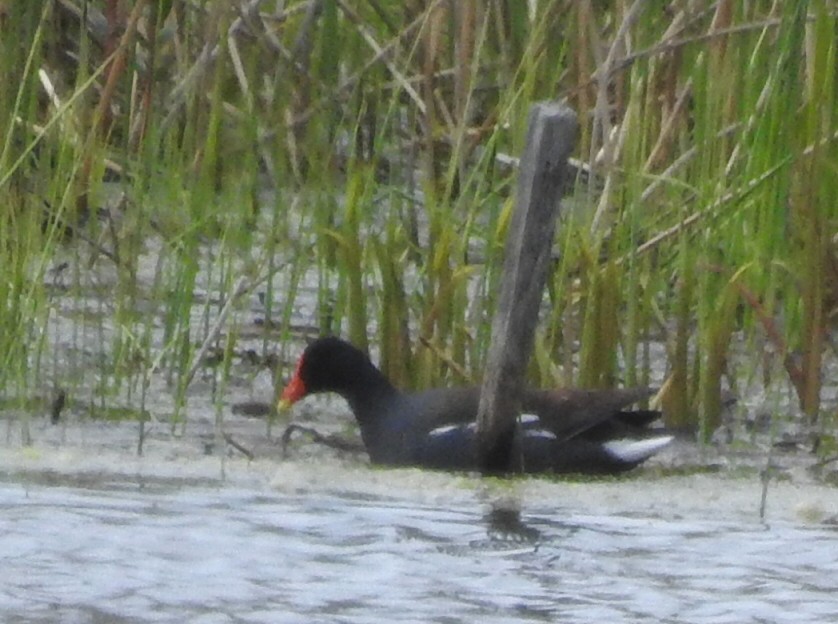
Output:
top-left (1, 477), bottom-right (835, 623)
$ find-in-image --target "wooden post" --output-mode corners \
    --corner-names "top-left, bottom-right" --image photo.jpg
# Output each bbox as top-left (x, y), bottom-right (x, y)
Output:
top-left (476, 103), bottom-right (578, 473)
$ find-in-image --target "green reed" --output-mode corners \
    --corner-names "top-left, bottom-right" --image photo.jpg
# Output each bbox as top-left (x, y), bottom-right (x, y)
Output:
top-left (0, 0), bottom-right (835, 450)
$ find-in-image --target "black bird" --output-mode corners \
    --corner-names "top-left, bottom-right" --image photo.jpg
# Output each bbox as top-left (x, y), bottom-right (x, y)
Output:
top-left (279, 337), bottom-right (672, 475)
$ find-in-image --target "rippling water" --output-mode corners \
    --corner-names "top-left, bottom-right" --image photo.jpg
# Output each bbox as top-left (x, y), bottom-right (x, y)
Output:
top-left (1, 478), bottom-right (836, 624)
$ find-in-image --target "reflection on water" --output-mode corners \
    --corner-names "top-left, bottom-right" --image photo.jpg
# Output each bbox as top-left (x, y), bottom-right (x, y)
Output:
top-left (0, 478), bottom-right (836, 624)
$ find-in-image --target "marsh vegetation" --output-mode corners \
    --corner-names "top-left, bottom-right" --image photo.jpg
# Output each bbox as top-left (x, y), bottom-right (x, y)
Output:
top-left (1, 1), bottom-right (836, 460)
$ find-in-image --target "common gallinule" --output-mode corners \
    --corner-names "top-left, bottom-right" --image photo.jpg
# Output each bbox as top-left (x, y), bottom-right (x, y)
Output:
top-left (279, 337), bottom-right (672, 475)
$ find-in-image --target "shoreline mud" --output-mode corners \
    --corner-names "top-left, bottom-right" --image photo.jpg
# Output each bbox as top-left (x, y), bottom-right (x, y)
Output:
top-left (2, 407), bottom-right (836, 528)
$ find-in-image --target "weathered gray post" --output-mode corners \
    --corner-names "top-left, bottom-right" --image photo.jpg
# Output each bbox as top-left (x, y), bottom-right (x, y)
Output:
top-left (476, 103), bottom-right (578, 473)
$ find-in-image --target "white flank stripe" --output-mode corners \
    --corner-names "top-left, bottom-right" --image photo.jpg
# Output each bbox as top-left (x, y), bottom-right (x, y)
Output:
top-left (428, 423), bottom-right (476, 437)
top-left (519, 413), bottom-right (540, 425)
top-left (524, 429), bottom-right (557, 441)
top-left (602, 435), bottom-right (674, 462)
top-left (428, 424), bottom-right (460, 437)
